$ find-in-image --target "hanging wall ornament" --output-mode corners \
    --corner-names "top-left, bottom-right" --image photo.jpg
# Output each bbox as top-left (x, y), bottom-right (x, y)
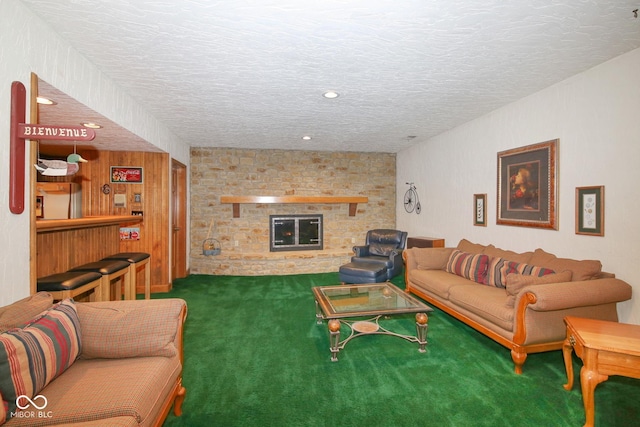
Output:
top-left (35, 152), bottom-right (88, 176)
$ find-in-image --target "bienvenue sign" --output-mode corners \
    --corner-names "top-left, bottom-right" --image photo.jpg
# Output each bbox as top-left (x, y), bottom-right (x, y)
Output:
top-left (18, 124), bottom-right (96, 141)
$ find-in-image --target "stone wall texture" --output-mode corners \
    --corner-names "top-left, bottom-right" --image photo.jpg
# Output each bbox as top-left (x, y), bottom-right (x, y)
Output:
top-left (190, 148), bottom-right (396, 276)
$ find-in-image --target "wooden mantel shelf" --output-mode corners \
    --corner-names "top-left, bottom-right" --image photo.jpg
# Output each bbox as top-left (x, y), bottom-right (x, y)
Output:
top-left (220, 196), bottom-right (368, 218)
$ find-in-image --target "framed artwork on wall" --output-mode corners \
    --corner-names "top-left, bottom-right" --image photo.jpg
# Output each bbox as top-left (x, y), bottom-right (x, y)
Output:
top-left (576, 186), bottom-right (604, 236)
top-left (474, 194), bottom-right (487, 226)
top-left (111, 166), bottom-right (143, 183)
top-left (496, 139), bottom-right (558, 230)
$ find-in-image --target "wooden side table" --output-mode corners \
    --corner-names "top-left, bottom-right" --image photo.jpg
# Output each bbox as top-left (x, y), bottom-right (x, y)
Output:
top-left (562, 316), bottom-right (640, 427)
top-left (406, 237), bottom-right (445, 249)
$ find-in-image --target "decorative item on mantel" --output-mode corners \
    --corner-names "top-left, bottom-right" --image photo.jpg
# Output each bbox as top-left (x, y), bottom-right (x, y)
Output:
top-left (202, 218), bottom-right (221, 256)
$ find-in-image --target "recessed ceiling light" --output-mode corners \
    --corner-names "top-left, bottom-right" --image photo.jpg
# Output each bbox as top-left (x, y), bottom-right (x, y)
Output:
top-left (322, 91), bottom-right (339, 99)
top-left (81, 122), bottom-right (102, 129)
top-left (302, 135), bottom-right (312, 140)
top-left (36, 96), bottom-right (56, 105)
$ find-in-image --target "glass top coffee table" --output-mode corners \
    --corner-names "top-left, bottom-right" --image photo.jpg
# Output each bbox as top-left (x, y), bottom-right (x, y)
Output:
top-left (312, 282), bottom-right (433, 361)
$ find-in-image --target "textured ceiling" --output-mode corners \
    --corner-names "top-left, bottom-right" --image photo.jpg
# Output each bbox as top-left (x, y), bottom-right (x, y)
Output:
top-left (37, 81), bottom-right (164, 154)
top-left (23, 0), bottom-right (640, 153)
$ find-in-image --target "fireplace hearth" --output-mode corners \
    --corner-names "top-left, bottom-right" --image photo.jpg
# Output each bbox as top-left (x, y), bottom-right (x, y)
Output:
top-left (270, 214), bottom-right (323, 252)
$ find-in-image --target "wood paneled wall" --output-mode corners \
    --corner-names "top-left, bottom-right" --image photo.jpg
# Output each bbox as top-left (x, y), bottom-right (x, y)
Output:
top-left (36, 225), bottom-right (121, 277)
top-left (38, 149), bottom-right (171, 293)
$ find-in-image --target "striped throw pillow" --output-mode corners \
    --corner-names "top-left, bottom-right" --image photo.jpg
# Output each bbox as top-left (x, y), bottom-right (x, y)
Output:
top-left (0, 299), bottom-right (81, 420)
top-left (445, 250), bottom-right (490, 284)
top-left (484, 257), bottom-right (555, 288)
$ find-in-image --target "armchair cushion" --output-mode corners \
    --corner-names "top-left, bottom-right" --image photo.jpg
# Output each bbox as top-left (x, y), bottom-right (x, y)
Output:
top-left (369, 243), bottom-right (398, 257)
top-left (351, 254), bottom-right (394, 268)
top-left (366, 229), bottom-right (407, 252)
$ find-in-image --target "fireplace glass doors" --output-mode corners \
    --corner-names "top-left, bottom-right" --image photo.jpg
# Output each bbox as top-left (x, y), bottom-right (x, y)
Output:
top-left (270, 214), bottom-right (323, 252)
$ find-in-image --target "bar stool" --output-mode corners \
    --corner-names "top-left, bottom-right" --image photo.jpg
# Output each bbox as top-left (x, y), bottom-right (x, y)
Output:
top-left (102, 252), bottom-right (151, 300)
top-left (37, 271), bottom-right (103, 302)
top-left (69, 260), bottom-right (132, 301)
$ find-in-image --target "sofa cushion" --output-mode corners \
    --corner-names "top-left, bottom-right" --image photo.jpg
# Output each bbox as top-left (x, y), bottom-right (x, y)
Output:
top-left (504, 270), bottom-right (573, 307)
top-left (4, 356), bottom-right (181, 427)
top-left (77, 299), bottom-right (184, 359)
top-left (448, 284), bottom-right (514, 331)
top-left (415, 247), bottom-right (455, 270)
top-left (456, 239), bottom-right (486, 254)
top-left (0, 299), bottom-right (81, 420)
top-left (446, 250), bottom-right (490, 284)
top-left (484, 257), bottom-right (555, 288)
top-left (529, 249), bottom-right (602, 281)
top-left (482, 245), bottom-right (533, 264)
top-left (0, 292), bottom-right (53, 333)
top-left (409, 269), bottom-right (477, 299)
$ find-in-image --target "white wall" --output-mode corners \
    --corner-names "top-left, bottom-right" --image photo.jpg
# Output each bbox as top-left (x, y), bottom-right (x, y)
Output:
top-left (0, 1), bottom-right (190, 305)
top-left (397, 48), bottom-right (640, 325)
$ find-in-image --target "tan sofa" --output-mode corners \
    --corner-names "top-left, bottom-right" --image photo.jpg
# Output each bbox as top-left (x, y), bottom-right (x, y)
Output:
top-left (403, 239), bottom-right (632, 374)
top-left (0, 292), bottom-right (187, 426)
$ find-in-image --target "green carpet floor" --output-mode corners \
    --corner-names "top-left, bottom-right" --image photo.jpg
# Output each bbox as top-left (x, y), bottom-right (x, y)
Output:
top-left (157, 273), bottom-right (639, 427)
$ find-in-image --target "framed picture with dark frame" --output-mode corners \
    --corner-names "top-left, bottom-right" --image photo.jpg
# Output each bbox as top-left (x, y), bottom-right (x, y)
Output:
top-left (496, 139), bottom-right (558, 230)
top-left (110, 166), bottom-right (143, 183)
top-left (576, 186), bottom-right (604, 236)
top-left (474, 194), bottom-right (487, 226)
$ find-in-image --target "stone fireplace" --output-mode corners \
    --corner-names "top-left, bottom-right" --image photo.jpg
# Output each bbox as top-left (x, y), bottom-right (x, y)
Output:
top-left (189, 148), bottom-right (396, 276)
top-left (270, 214), bottom-right (323, 252)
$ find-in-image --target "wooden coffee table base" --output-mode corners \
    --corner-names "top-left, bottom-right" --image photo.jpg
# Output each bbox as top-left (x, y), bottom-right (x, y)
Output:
top-left (562, 316), bottom-right (640, 427)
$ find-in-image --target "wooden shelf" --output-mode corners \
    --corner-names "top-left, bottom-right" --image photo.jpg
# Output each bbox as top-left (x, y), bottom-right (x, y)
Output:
top-left (220, 196), bottom-right (368, 217)
top-left (36, 215), bottom-right (143, 232)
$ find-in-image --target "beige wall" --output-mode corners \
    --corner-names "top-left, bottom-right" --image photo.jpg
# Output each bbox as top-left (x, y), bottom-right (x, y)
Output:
top-left (190, 148), bottom-right (396, 275)
top-left (397, 48), bottom-right (640, 325)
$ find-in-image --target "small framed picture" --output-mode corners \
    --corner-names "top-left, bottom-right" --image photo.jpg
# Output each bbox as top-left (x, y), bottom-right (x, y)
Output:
top-left (474, 194), bottom-right (487, 226)
top-left (576, 186), bottom-right (604, 236)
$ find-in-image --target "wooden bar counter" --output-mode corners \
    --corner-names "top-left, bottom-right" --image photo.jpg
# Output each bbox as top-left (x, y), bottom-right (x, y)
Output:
top-left (36, 215), bottom-right (143, 280)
